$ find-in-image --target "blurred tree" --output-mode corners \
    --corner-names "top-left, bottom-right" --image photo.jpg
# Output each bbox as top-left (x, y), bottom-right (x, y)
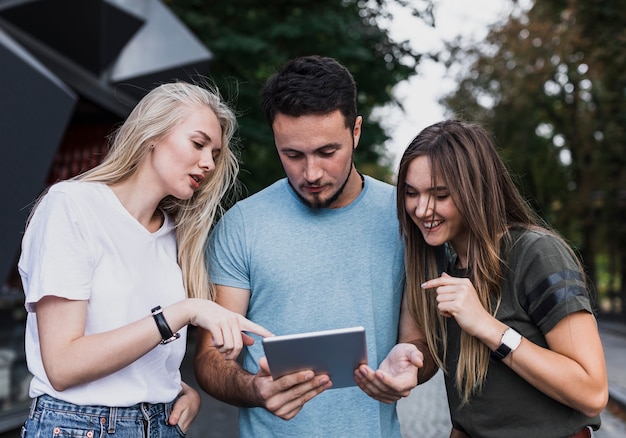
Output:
top-left (576, 0), bottom-right (626, 312)
top-left (166, 0), bottom-right (434, 196)
top-left (440, 0), bottom-right (626, 307)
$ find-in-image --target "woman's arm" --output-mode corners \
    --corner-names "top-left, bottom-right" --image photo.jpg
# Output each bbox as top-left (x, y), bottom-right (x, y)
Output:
top-left (503, 311), bottom-right (608, 417)
top-left (36, 295), bottom-right (272, 391)
top-left (422, 274), bottom-right (608, 417)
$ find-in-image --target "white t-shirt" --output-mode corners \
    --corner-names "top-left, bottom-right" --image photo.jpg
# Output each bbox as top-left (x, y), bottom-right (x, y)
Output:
top-left (18, 181), bottom-right (187, 406)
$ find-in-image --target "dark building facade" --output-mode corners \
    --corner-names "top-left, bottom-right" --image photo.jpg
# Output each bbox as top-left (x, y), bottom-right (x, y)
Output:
top-left (0, 0), bottom-right (213, 431)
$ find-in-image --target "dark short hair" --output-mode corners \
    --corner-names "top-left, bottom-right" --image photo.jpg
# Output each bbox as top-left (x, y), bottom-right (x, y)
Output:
top-left (261, 55), bottom-right (357, 130)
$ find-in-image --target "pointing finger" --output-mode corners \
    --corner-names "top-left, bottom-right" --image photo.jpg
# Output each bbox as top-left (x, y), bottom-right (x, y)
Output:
top-left (238, 316), bottom-right (274, 338)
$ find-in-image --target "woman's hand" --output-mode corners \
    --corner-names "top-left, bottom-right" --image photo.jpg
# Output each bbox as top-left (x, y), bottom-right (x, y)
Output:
top-left (354, 343), bottom-right (422, 403)
top-left (169, 381), bottom-right (201, 433)
top-left (421, 273), bottom-right (495, 338)
top-left (188, 299), bottom-right (274, 360)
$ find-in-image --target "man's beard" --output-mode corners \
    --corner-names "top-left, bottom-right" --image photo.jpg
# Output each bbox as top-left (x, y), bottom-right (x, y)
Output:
top-left (290, 161), bottom-right (354, 209)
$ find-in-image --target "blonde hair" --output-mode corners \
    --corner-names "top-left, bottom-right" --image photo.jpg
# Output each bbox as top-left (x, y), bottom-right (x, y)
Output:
top-left (397, 120), bottom-right (542, 403)
top-left (77, 81), bottom-right (239, 300)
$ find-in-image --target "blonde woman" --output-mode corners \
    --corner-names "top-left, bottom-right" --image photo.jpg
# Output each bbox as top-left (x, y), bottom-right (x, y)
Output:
top-left (396, 120), bottom-right (607, 438)
top-left (18, 82), bottom-right (271, 437)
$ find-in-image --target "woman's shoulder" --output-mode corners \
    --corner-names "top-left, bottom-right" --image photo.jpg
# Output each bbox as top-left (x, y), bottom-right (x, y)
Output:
top-left (48, 180), bottom-right (102, 195)
top-left (507, 226), bottom-right (567, 252)
top-left (37, 181), bottom-right (112, 217)
top-left (505, 226), bottom-right (578, 274)
top-left (45, 180), bottom-right (112, 205)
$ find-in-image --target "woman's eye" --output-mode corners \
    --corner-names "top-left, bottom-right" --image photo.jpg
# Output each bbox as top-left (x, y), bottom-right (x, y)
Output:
top-left (193, 141), bottom-right (204, 149)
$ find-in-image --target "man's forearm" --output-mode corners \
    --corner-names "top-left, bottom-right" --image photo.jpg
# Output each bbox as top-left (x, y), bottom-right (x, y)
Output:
top-left (193, 336), bottom-right (258, 407)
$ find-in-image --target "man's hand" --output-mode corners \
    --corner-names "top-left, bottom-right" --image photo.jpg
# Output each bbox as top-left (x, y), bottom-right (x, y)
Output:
top-left (354, 343), bottom-right (423, 403)
top-left (252, 356), bottom-right (332, 420)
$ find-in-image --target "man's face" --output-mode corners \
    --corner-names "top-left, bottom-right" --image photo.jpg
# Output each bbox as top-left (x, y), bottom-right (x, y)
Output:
top-left (273, 110), bottom-right (362, 209)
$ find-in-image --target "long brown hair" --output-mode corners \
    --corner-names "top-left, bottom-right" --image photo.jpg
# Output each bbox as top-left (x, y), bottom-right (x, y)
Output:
top-left (396, 120), bottom-right (539, 403)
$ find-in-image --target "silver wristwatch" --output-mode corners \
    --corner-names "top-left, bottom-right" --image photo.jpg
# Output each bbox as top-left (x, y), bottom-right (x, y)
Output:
top-left (492, 327), bottom-right (522, 360)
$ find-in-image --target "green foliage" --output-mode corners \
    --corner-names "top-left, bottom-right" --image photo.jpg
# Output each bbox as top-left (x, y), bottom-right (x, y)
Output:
top-left (165, 0), bottom-right (434, 195)
top-left (440, 0), bottom-right (626, 299)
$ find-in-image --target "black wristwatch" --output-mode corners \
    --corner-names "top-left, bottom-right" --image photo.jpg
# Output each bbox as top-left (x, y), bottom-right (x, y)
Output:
top-left (491, 327), bottom-right (522, 360)
top-left (151, 306), bottom-right (180, 344)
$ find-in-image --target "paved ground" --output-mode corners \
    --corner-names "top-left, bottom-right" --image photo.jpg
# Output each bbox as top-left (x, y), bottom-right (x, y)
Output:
top-left (183, 316), bottom-right (626, 438)
top-left (596, 316), bottom-right (626, 438)
top-left (182, 316), bottom-right (626, 438)
top-left (397, 370), bottom-right (450, 437)
top-left (3, 316), bottom-right (625, 438)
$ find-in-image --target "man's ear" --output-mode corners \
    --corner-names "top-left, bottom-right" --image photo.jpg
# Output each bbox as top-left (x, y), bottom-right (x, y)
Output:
top-left (352, 115), bottom-right (363, 150)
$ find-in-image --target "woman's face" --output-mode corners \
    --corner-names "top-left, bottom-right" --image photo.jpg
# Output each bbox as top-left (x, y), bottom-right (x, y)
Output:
top-left (149, 105), bottom-right (222, 201)
top-left (403, 155), bottom-right (469, 256)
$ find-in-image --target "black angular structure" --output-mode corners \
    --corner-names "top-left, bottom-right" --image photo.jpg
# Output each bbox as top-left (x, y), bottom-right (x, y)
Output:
top-left (0, 1), bottom-right (213, 430)
top-left (0, 27), bottom-right (77, 291)
top-left (0, 0), bottom-right (213, 287)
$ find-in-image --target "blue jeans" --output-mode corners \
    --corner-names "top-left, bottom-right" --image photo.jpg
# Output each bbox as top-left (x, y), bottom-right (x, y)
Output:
top-left (21, 394), bottom-right (186, 437)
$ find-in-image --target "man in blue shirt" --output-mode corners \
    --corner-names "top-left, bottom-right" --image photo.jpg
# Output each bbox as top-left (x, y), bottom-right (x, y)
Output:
top-left (194, 55), bottom-right (435, 437)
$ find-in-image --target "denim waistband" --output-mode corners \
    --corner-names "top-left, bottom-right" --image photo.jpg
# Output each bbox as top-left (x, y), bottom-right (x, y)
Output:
top-left (30, 394), bottom-right (175, 433)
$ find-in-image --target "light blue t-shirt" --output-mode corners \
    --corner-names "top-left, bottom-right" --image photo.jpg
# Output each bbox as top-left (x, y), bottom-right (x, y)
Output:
top-left (208, 176), bottom-right (405, 438)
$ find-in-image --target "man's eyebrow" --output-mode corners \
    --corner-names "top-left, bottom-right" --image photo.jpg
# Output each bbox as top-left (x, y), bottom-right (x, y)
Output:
top-left (280, 142), bottom-right (341, 153)
top-left (316, 143), bottom-right (341, 150)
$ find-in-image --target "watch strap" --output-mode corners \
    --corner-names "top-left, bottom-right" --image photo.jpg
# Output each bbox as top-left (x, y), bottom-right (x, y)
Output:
top-left (492, 342), bottom-right (512, 360)
top-left (151, 306), bottom-right (180, 344)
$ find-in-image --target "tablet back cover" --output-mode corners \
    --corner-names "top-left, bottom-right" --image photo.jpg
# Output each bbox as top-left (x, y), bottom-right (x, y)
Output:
top-left (262, 326), bottom-right (367, 389)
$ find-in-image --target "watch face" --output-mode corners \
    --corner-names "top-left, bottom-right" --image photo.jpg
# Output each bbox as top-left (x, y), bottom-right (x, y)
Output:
top-left (492, 328), bottom-right (523, 360)
top-left (502, 328), bottom-right (522, 350)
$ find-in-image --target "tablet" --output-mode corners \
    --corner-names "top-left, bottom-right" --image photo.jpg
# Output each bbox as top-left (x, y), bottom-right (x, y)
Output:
top-left (261, 326), bottom-right (367, 389)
